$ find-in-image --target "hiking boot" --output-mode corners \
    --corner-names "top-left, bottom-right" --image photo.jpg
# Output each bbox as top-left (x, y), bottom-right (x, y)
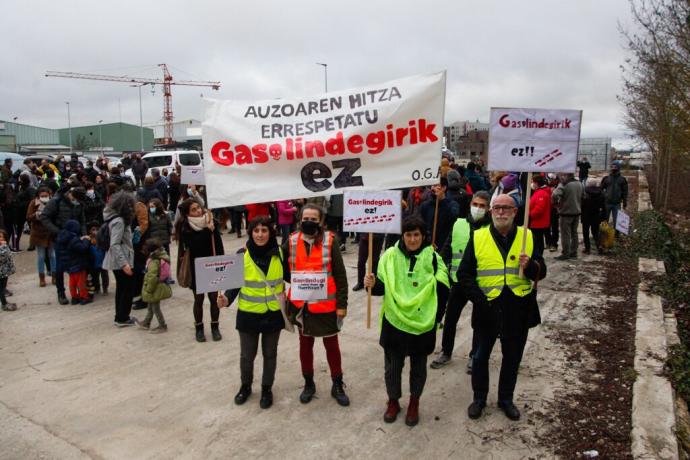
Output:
top-left (195, 323), bottom-right (206, 342)
top-left (467, 400), bottom-right (486, 419)
top-left (383, 399), bottom-right (400, 423)
top-left (430, 351), bottom-right (451, 369)
top-left (498, 400), bottom-right (521, 421)
top-left (39, 273), bottom-right (46, 287)
top-left (211, 321), bottom-right (222, 341)
top-left (260, 385), bottom-right (273, 409)
top-left (405, 396), bottom-right (420, 426)
top-left (299, 375), bottom-right (316, 404)
top-left (234, 384), bottom-right (251, 405)
top-left (331, 375), bottom-right (350, 407)
top-left (150, 325), bottom-right (168, 334)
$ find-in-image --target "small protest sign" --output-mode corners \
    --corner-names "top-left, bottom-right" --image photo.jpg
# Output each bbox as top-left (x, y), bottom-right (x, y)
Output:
top-left (194, 254), bottom-right (244, 294)
top-left (615, 209), bottom-right (631, 235)
top-left (289, 272), bottom-right (328, 301)
top-left (343, 190), bottom-right (402, 234)
top-left (181, 166), bottom-right (206, 185)
top-left (488, 107), bottom-right (582, 173)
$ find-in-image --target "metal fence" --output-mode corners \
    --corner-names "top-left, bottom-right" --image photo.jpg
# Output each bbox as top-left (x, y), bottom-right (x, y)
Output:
top-left (578, 137), bottom-right (611, 172)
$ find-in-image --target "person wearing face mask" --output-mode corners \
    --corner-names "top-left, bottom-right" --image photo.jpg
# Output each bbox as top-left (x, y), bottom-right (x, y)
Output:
top-left (217, 217), bottom-right (286, 409)
top-left (82, 182), bottom-right (105, 225)
top-left (27, 187), bottom-right (57, 287)
top-left (144, 198), bottom-right (172, 254)
top-left (432, 191), bottom-right (492, 371)
top-left (176, 199), bottom-right (225, 342)
top-left (459, 194), bottom-right (547, 421)
top-left (282, 204), bottom-right (350, 407)
top-left (363, 216), bottom-right (449, 426)
top-left (600, 162), bottom-right (628, 234)
top-left (40, 186), bottom-right (86, 305)
top-left (527, 175), bottom-right (552, 258)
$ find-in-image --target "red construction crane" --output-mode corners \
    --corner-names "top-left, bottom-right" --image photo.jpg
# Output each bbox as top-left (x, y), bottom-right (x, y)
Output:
top-left (46, 64), bottom-right (220, 146)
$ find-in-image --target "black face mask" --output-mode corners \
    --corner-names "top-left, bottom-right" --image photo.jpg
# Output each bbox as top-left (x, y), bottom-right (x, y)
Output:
top-left (300, 220), bottom-right (320, 236)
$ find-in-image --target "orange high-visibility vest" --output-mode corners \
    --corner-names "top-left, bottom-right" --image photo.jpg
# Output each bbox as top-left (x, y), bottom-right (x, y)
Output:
top-left (288, 231), bottom-right (337, 314)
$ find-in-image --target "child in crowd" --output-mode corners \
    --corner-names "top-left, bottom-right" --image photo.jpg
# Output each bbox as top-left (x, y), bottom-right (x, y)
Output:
top-left (140, 238), bottom-right (172, 333)
top-left (87, 221), bottom-right (109, 295)
top-left (0, 229), bottom-right (17, 311)
top-left (57, 219), bottom-right (92, 305)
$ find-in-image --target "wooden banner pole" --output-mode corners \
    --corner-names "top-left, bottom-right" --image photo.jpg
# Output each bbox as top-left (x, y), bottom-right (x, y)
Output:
top-left (431, 192), bottom-right (440, 248)
top-left (519, 172), bottom-right (533, 278)
top-left (366, 232), bottom-right (373, 329)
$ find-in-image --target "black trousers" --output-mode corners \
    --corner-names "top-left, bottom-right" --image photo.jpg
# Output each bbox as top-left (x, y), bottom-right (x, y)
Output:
top-left (0, 277), bottom-right (7, 305)
top-left (472, 326), bottom-right (528, 403)
top-left (356, 234), bottom-right (384, 285)
top-left (582, 218), bottom-right (601, 250)
top-left (239, 330), bottom-right (281, 387)
top-left (440, 285), bottom-right (478, 357)
top-left (384, 349), bottom-right (427, 400)
top-left (547, 210), bottom-right (559, 247)
top-left (113, 269), bottom-right (135, 323)
top-left (531, 228), bottom-right (547, 258)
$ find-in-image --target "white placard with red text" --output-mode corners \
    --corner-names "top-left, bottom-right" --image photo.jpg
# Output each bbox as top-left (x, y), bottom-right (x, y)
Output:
top-left (615, 209), bottom-right (631, 235)
top-left (194, 254), bottom-right (244, 294)
top-left (181, 166), bottom-right (206, 185)
top-left (202, 72), bottom-right (446, 208)
top-left (488, 107), bottom-right (582, 173)
top-left (343, 190), bottom-right (402, 234)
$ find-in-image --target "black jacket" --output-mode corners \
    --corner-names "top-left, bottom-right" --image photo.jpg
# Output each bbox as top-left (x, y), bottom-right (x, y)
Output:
top-left (581, 186), bottom-right (606, 224)
top-left (40, 195), bottom-right (86, 238)
top-left (458, 225), bottom-right (547, 335)
top-left (601, 173), bottom-right (628, 206)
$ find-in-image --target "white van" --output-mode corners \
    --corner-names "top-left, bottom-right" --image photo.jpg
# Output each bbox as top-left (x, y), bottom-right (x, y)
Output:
top-left (126, 150), bottom-right (202, 178)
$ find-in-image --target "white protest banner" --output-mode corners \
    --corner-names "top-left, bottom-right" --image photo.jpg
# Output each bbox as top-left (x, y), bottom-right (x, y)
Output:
top-left (290, 272), bottom-right (328, 301)
top-left (343, 190), bottom-right (402, 234)
top-left (615, 209), bottom-right (631, 235)
top-left (488, 107), bottom-right (582, 173)
top-left (181, 166), bottom-right (206, 185)
top-left (194, 254), bottom-right (244, 294)
top-left (202, 72), bottom-right (446, 208)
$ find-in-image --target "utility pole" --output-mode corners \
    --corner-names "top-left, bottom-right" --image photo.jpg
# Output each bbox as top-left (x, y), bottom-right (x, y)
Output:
top-left (316, 62), bottom-right (328, 92)
top-left (131, 83), bottom-right (147, 152)
top-left (66, 101), bottom-right (72, 152)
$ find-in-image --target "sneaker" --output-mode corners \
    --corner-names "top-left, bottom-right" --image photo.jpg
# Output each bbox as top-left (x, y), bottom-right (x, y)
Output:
top-left (150, 325), bottom-right (168, 334)
top-left (430, 352), bottom-right (451, 369)
top-left (139, 322), bottom-right (151, 330)
top-left (70, 298), bottom-right (79, 305)
top-left (114, 318), bottom-right (138, 327)
top-left (79, 298), bottom-right (92, 305)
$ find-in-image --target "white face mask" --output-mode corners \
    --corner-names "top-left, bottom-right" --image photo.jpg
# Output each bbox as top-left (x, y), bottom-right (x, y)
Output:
top-left (470, 206), bottom-right (486, 221)
top-left (39, 197), bottom-right (49, 204)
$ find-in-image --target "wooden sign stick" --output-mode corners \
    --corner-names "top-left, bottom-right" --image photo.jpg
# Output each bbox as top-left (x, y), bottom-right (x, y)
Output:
top-left (366, 232), bottom-right (373, 329)
top-left (519, 172), bottom-right (533, 278)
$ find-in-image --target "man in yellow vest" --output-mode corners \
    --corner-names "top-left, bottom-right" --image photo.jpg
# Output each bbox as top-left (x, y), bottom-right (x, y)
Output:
top-left (458, 194), bottom-right (546, 421)
top-left (432, 191), bottom-right (491, 371)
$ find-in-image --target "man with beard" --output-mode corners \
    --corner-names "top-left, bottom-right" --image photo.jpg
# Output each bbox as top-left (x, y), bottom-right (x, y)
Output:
top-left (459, 194), bottom-right (546, 421)
top-left (431, 191), bottom-right (492, 372)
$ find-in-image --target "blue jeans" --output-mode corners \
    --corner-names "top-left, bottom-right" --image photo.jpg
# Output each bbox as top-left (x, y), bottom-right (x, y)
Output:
top-left (605, 203), bottom-right (621, 228)
top-left (36, 245), bottom-right (56, 275)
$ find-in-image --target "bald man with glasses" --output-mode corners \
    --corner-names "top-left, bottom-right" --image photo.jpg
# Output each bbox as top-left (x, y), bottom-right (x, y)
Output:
top-left (458, 194), bottom-right (547, 421)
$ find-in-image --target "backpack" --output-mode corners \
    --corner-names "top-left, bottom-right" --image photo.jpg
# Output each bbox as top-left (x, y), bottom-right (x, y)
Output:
top-left (96, 217), bottom-right (117, 251)
top-left (159, 258), bottom-right (171, 282)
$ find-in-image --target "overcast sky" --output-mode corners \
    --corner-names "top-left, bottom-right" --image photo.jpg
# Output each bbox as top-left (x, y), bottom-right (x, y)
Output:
top-left (1, 0), bottom-right (637, 146)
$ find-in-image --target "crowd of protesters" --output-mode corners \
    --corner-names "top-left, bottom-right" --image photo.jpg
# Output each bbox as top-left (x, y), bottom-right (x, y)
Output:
top-left (0, 149), bottom-right (629, 426)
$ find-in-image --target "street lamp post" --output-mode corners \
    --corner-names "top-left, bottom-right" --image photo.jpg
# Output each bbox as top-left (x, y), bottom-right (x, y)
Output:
top-left (131, 83), bottom-right (148, 152)
top-left (98, 120), bottom-right (103, 156)
top-left (316, 62), bottom-right (328, 92)
top-left (65, 102), bottom-right (72, 152)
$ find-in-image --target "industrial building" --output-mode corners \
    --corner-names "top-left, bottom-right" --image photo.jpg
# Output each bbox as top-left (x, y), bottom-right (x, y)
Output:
top-left (0, 119), bottom-right (153, 154)
top-left (147, 119), bottom-right (202, 149)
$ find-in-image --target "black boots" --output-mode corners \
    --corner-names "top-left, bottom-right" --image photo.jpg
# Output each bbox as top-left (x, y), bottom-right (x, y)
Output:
top-left (58, 293), bottom-right (68, 305)
top-left (234, 384), bottom-right (251, 405)
top-left (299, 374), bottom-right (316, 404)
top-left (260, 385), bottom-right (273, 409)
top-left (195, 323), bottom-right (206, 342)
top-left (467, 400), bottom-right (486, 419)
top-left (211, 321), bottom-right (222, 341)
top-left (331, 374), bottom-right (350, 407)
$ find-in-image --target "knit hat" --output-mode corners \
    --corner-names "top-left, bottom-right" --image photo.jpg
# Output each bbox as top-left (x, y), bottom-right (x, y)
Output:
top-left (447, 169), bottom-right (462, 191)
top-left (501, 174), bottom-right (518, 192)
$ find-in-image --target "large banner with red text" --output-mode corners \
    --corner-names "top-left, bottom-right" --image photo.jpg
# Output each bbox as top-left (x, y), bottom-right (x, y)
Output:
top-left (202, 72), bottom-right (446, 208)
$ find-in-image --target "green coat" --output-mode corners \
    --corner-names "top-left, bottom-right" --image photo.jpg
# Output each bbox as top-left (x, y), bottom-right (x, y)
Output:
top-left (141, 250), bottom-right (172, 303)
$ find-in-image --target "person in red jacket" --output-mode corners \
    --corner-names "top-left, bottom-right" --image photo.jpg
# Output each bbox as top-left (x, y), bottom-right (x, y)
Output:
top-left (246, 203), bottom-right (272, 223)
top-left (528, 175), bottom-right (551, 257)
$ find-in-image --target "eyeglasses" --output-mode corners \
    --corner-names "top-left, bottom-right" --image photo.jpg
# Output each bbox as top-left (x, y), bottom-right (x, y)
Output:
top-left (492, 205), bottom-right (516, 213)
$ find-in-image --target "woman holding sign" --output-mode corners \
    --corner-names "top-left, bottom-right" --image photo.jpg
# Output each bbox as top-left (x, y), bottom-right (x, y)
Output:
top-left (363, 216), bottom-right (449, 427)
top-left (283, 204), bottom-right (350, 407)
top-left (217, 216), bottom-right (286, 409)
top-left (176, 199), bottom-right (225, 342)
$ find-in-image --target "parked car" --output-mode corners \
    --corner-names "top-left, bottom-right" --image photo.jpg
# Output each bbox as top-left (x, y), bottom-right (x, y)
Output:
top-left (0, 152), bottom-right (29, 173)
top-left (124, 150), bottom-right (202, 179)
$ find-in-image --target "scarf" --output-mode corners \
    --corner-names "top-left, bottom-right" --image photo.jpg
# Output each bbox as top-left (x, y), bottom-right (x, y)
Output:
top-left (188, 213), bottom-right (213, 232)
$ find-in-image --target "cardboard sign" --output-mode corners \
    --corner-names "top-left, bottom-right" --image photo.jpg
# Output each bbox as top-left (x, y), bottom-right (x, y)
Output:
top-left (615, 209), bottom-right (630, 235)
top-left (202, 72), bottom-right (446, 207)
top-left (194, 254), bottom-right (244, 294)
top-left (488, 107), bottom-right (582, 173)
top-left (290, 272), bottom-right (328, 301)
top-left (181, 166), bottom-right (206, 185)
top-left (342, 190), bottom-right (402, 234)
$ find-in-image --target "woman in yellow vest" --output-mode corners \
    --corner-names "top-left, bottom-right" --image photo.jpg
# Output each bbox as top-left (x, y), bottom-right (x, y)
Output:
top-left (218, 216), bottom-right (286, 409)
top-left (364, 216), bottom-right (449, 427)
